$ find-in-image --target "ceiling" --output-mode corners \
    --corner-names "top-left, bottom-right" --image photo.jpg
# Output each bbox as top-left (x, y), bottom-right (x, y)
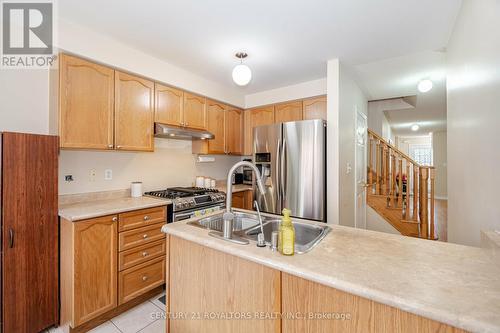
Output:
top-left (58, 0), bottom-right (462, 94)
top-left (354, 51), bottom-right (447, 136)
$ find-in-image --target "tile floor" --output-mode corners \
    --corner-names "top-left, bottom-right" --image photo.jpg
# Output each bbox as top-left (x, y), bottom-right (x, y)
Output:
top-left (45, 291), bottom-right (166, 333)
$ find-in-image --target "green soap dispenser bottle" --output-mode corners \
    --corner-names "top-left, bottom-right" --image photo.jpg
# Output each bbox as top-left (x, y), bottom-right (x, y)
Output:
top-left (279, 208), bottom-right (295, 256)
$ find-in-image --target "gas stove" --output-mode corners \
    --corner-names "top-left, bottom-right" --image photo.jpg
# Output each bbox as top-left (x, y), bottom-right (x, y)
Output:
top-left (145, 187), bottom-right (226, 221)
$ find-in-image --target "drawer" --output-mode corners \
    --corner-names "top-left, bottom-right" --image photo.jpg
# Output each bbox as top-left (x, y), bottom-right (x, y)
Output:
top-left (119, 222), bottom-right (165, 251)
top-left (119, 206), bottom-right (166, 232)
top-left (118, 257), bottom-right (165, 305)
top-left (119, 239), bottom-right (166, 271)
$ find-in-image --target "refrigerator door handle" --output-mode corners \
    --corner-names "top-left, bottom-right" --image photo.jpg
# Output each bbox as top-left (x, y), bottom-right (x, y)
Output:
top-left (9, 228), bottom-right (14, 248)
top-left (280, 138), bottom-right (287, 203)
top-left (276, 138), bottom-right (281, 202)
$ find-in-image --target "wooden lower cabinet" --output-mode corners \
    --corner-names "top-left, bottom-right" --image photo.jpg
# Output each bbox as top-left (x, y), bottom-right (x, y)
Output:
top-left (61, 215), bottom-right (118, 327)
top-left (167, 237), bottom-right (467, 333)
top-left (231, 190), bottom-right (253, 210)
top-left (169, 236), bottom-right (281, 333)
top-left (60, 206), bottom-right (167, 331)
top-left (282, 273), bottom-right (467, 333)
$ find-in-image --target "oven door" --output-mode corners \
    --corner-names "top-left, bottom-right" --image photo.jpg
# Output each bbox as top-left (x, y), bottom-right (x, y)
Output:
top-left (172, 203), bottom-right (225, 222)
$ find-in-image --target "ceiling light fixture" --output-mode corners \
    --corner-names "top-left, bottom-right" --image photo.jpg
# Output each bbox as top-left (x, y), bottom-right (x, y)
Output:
top-left (418, 79), bottom-right (433, 93)
top-left (232, 52), bottom-right (252, 86)
top-left (411, 124), bottom-right (420, 131)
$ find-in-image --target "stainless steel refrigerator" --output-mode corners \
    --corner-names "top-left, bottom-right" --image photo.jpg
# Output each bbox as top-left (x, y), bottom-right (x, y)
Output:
top-left (253, 119), bottom-right (326, 222)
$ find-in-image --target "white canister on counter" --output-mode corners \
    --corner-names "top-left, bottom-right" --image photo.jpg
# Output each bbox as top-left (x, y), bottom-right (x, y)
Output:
top-left (211, 179), bottom-right (216, 188)
top-left (204, 177), bottom-right (212, 188)
top-left (131, 182), bottom-right (143, 198)
top-left (195, 176), bottom-right (205, 188)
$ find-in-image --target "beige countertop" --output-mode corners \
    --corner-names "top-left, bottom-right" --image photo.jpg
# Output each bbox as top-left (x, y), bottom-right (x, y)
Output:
top-left (215, 184), bottom-right (253, 193)
top-left (59, 196), bottom-right (169, 222)
top-left (162, 210), bottom-right (500, 333)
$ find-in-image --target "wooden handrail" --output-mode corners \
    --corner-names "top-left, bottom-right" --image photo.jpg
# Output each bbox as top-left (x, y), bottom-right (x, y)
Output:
top-left (366, 129), bottom-right (437, 240)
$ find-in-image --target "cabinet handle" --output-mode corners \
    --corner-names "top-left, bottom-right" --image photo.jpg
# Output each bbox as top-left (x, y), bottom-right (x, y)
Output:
top-left (107, 144), bottom-right (114, 149)
top-left (142, 275), bottom-right (148, 281)
top-left (112, 216), bottom-right (117, 222)
top-left (184, 122), bottom-right (189, 127)
top-left (8, 229), bottom-right (14, 248)
top-left (143, 215), bottom-right (149, 221)
top-left (116, 145), bottom-right (122, 149)
top-left (143, 234), bottom-right (148, 239)
top-left (142, 251), bottom-right (149, 257)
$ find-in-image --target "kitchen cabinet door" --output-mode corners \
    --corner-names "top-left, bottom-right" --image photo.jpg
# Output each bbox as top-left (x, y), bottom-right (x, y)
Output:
top-left (274, 101), bottom-right (303, 123)
top-left (206, 100), bottom-right (226, 154)
top-left (59, 54), bottom-right (114, 149)
top-left (183, 92), bottom-right (207, 130)
top-left (73, 215), bottom-right (118, 327)
top-left (115, 71), bottom-right (154, 151)
top-left (225, 107), bottom-right (243, 155)
top-left (243, 106), bottom-right (274, 155)
top-left (303, 96), bottom-right (327, 120)
top-left (155, 83), bottom-right (183, 127)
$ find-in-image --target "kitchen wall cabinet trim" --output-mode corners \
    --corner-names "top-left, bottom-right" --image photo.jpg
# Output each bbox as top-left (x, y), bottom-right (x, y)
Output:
top-left (243, 106), bottom-right (275, 155)
top-left (183, 92), bottom-right (207, 130)
top-left (274, 101), bottom-right (303, 123)
top-left (154, 83), bottom-right (184, 127)
top-left (58, 54), bottom-right (115, 149)
top-left (303, 96), bottom-right (327, 121)
top-left (114, 71), bottom-right (155, 152)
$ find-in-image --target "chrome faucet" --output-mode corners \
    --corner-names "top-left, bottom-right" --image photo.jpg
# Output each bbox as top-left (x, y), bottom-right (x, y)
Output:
top-left (222, 161), bottom-right (266, 241)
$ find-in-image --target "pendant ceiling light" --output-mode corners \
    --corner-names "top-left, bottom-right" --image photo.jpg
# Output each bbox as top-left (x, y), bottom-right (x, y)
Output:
top-left (232, 52), bottom-right (252, 86)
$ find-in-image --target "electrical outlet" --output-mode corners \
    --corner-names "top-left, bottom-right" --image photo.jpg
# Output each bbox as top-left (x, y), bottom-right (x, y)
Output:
top-left (104, 169), bottom-right (113, 180)
top-left (89, 169), bottom-right (96, 182)
top-left (65, 175), bottom-right (74, 182)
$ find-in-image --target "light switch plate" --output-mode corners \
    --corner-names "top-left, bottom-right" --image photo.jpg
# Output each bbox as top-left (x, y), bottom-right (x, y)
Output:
top-left (104, 169), bottom-right (113, 180)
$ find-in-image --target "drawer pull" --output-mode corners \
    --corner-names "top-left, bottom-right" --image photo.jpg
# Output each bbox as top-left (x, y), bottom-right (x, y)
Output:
top-left (142, 251), bottom-right (149, 257)
top-left (143, 234), bottom-right (148, 239)
top-left (143, 215), bottom-right (150, 221)
top-left (112, 216), bottom-right (118, 222)
top-left (142, 275), bottom-right (148, 281)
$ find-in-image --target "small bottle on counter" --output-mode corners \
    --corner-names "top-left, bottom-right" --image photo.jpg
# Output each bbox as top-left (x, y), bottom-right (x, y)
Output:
top-left (279, 208), bottom-right (295, 256)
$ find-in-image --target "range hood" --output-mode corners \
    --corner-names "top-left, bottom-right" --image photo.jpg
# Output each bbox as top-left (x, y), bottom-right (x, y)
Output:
top-left (154, 122), bottom-right (214, 140)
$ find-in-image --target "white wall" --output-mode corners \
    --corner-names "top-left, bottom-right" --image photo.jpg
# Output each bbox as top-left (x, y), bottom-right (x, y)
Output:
top-left (0, 69), bottom-right (49, 134)
top-left (59, 139), bottom-right (241, 195)
top-left (326, 59), bottom-right (340, 225)
top-left (367, 98), bottom-right (414, 143)
top-left (338, 64), bottom-right (368, 227)
top-left (447, 0), bottom-right (500, 246)
top-left (244, 78), bottom-right (326, 108)
top-left (432, 131), bottom-right (447, 199)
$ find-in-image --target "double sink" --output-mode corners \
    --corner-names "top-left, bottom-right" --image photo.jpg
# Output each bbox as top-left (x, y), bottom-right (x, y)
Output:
top-left (187, 211), bottom-right (331, 254)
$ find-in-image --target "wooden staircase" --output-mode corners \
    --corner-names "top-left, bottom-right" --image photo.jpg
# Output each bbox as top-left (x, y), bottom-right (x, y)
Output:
top-left (366, 130), bottom-right (438, 240)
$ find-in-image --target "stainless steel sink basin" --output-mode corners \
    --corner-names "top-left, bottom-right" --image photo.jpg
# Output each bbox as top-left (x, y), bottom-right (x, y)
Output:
top-left (187, 212), bottom-right (261, 232)
top-left (244, 220), bottom-right (331, 254)
top-left (188, 211), bottom-right (330, 254)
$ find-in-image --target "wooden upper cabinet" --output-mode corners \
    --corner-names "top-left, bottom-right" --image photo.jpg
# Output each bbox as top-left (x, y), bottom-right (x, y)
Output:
top-left (226, 107), bottom-right (243, 155)
top-left (59, 54), bottom-right (114, 149)
top-left (155, 83), bottom-right (183, 127)
top-left (274, 101), bottom-right (303, 123)
top-left (183, 92), bottom-right (207, 130)
top-left (73, 215), bottom-right (117, 327)
top-left (206, 100), bottom-right (226, 154)
top-left (303, 96), bottom-right (327, 120)
top-left (243, 106), bottom-right (274, 155)
top-left (114, 71), bottom-right (154, 151)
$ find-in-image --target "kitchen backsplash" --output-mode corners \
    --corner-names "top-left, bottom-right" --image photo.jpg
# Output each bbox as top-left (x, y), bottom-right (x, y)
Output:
top-left (59, 138), bottom-right (242, 195)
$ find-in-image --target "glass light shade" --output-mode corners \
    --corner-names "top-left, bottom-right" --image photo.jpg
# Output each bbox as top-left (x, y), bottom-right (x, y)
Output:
top-left (418, 79), bottom-right (433, 93)
top-left (411, 124), bottom-right (420, 131)
top-left (232, 64), bottom-right (252, 86)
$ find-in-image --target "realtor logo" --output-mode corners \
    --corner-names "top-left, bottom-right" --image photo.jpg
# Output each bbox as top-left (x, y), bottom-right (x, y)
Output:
top-left (1, 1), bottom-right (56, 68)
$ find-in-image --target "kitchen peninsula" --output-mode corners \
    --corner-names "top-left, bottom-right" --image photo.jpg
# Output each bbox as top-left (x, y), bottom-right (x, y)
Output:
top-left (162, 210), bottom-right (500, 333)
